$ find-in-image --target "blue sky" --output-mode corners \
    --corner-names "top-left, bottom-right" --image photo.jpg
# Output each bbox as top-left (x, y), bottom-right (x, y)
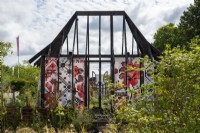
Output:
top-left (0, 0), bottom-right (193, 66)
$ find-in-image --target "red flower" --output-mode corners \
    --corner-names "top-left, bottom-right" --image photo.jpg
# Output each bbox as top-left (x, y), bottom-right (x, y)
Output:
top-left (119, 67), bottom-right (126, 73)
top-left (77, 83), bottom-right (84, 99)
top-left (119, 73), bottom-right (125, 79)
top-left (114, 68), bottom-right (118, 74)
top-left (127, 71), bottom-right (140, 87)
top-left (78, 92), bottom-right (84, 98)
top-left (73, 66), bottom-right (79, 77)
top-left (77, 83), bottom-right (83, 92)
top-left (117, 61), bottom-right (140, 88)
top-left (78, 75), bottom-right (84, 82)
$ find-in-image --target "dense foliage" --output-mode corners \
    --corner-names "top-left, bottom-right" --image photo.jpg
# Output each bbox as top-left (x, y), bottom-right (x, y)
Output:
top-left (153, 23), bottom-right (184, 52)
top-left (179, 0), bottom-right (200, 43)
top-left (115, 40), bottom-right (200, 132)
top-left (153, 0), bottom-right (200, 52)
top-left (0, 41), bottom-right (12, 58)
top-left (0, 62), bottom-right (39, 107)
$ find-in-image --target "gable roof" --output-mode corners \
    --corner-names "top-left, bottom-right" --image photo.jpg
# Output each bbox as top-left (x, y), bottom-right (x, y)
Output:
top-left (29, 11), bottom-right (161, 64)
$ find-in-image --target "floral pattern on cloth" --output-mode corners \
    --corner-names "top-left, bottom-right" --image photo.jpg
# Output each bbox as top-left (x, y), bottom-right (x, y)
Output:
top-left (117, 61), bottom-right (140, 89)
top-left (114, 58), bottom-right (140, 109)
top-left (73, 58), bottom-right (85, 107)
top-left (44, 57), bottom-right (58, 108)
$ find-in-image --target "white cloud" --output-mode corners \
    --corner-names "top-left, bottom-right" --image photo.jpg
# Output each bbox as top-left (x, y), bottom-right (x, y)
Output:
top-left (0, 0), bottom-right (193, 66)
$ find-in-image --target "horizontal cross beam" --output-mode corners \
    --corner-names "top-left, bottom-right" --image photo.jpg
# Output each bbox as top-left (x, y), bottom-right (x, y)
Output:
top-left (76, 11), bottom-right (125, 16)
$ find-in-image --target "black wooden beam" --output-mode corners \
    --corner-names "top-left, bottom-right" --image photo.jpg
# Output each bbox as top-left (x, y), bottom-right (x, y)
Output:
top-left (122, 17), bottom-right (124, 55)
top-left (34, 57), bottom-right (41, 66)
top-left (71, 56), bottom-right (74, 107)
top-left (56, 54), bottom-right (140, 58)
top-left (110, 15), bottom-right (114, 83)
top-left (66, 36), bottom-right (69, 54)
top-left (89, 60), bottom-right (110, 62)
top-left (29, 11), bottom-right (161, 64)
top-left (72, 18), bottom-right (78, 55)
top-left (77, 18), bottom-right (79, 54)
top-left (99, 15), bottom-right (102, 109)
top-left (29, 14), bottom-right (76, 63)
top-left (110, 15), bottom-right (114, 112)
top-left (124, 13), bottom-right (161, 58)
top-left (124, 16), bottom-right (128, 91)
top-left (132, 36), bottom-right (134, 55)
top-left (84, 15), bottom-right (89, 108)
top-left (40, 56), bottom-right (45, 108)
top-left (87, 15), bottom-right (90, 108)
top-left (29, 45), bottom-right (50, 63)
top-left (76, 11), bottom-right (125, 16)
top-left (51, 14), bottom-right (77, 56)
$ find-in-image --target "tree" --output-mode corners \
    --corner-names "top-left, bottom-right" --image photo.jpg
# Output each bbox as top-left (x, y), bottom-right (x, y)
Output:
top-left (11, 61), bottom-right (39, 94)
top-left (3, 61), bottom-right (39, 106)
top-left (114, 39), bottom-right (200, 132)
top-left (0, 42), bottom-right (12, 91)
top-left (0, 41), bottom-right (12, 58)
top-left (1, 65), bottom-right (13, 90)
top-left (16, 60), bottom-right (40, 84)
top-left (179, 0), bottom-right (200, 43)
top-left (153, 23), bottom-right (184, 52)
top-left (153, 1), bottom-right (200, 52)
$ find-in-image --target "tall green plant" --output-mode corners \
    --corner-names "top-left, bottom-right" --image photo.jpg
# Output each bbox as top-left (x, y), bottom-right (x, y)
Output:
top-left (0, 107), bottom-right (6, 132)
top-left (73, 108), bottom-right (93, 133)
top-left (151, 44), bottom-right (200, 132)
top-left (0, 42), bottom-right (12, 58)
top-left (110, 43), bottom-right (200, 132)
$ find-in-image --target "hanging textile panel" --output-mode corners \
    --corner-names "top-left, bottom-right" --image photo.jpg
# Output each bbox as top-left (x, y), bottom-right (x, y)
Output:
top-left (73, 58), bottom-right (85, 107)
top-left (144, 62), bottom-right (154, 101)
top-left (58, 57), bottom-right (72, 107)
top-left (114, 58), bottom-right (126, 98)
top-left (114, 57), bottom-right (140, 108)
top-left (144, 62), bottom-right (154, 84)
top-left (126, 58), bottom-right (140, 92)
top-left (44, 57), bottom-right (58, 108)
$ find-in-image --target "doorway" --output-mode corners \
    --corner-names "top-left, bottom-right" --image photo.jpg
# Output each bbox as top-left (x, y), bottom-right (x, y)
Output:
top-left (88, 61), bottom-right (110, 109)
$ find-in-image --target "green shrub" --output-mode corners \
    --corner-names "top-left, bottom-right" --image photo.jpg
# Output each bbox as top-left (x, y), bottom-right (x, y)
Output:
top-left (113, 42), bottom-right (200, 132)
top-left (10, 79), bottom-right (26, 93)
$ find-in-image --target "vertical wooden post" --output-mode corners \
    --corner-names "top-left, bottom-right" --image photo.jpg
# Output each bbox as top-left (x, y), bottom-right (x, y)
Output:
top-left (40, 55), bottom-right (46, 108)
top-left (98, 15), bottom-right (102, 108)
